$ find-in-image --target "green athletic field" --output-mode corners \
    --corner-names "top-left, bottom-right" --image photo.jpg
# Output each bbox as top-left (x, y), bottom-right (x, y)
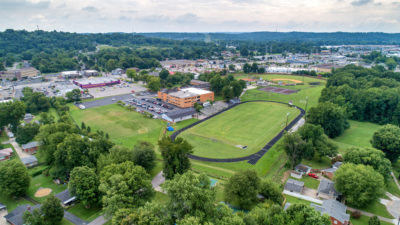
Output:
top-left (70, 104), bottom-right (166, 148)
top-left (179, 102), bottom-right (300, 159)
top-left (239, 74), bottom-right (326, 110)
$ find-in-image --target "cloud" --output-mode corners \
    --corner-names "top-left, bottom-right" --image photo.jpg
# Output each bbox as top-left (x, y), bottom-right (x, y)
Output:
top-left (82, 6), bottom-right (98, 12)
top-left (175, 13), bottom-right (199, 24)
top-left (351, 0), bottom-right (373, 6)
top-left (0, 0), bottom-right (49, 11)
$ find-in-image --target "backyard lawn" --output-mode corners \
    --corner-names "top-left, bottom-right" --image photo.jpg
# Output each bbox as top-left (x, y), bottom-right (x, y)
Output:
top-left (291, 176), bottom-right (320, 190)
top-left (70, 104), bottom-right (167, 148)
top-left (284, 195), bottom-right (320, 206)
top-left (350, 215), bottom-right (393, 225)
top-left (67, 203), bottom-right (103, 221)
top-left (27, 174), bottom-right (68, 203)
top-left (179, 102), bottom-right (299, 159)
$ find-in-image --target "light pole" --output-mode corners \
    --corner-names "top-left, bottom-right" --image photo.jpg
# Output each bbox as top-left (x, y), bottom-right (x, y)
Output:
top-left (285, 112), bottom-right (290, 130)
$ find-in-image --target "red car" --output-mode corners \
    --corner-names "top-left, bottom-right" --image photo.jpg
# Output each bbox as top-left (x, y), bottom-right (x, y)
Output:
top-left (308, 173), bottom-right (319, 179)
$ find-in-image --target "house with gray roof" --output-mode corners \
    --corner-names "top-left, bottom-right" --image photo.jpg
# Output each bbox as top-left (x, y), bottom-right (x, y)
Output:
top-left (311, 200), bottom-right (350, 225)
top-left (284, 179), bottom-right (304, 194)
top-left (21, 156), bottom-right (38, 167)
top-left (55, 189), bottom-right (77, 207)
top-left (294, 164), bottom-right (312, 175)
top-left (0, 203), bottom-right (6, 210)
top-left (21, 141), bottom-right (40, 154)
top-left (317, 178), bottom-right (340, 200)
top-left (322, 162), bottom-right (343, 179)
top-left (5, 204), bottom-right (41, 225)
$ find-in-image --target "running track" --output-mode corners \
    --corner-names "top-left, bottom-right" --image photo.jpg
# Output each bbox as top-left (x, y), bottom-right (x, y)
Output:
top-left (170, 100), bottom-right (305, 165)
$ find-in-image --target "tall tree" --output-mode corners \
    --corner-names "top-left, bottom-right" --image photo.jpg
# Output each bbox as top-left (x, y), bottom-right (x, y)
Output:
top-left (133, 141), bottom-right (156, 172)
top-left (371, 124), bottom-right (400, 162)
top-left (281, 132), bottom-right (310, 169)
top-left (307, 102), bottom-right (349, 138)
top-left (0, 100), bottom-right (26, 132)
top-left (334, 163), bottom-right (384, 207)
top-left (38, 112), bottom-right (55, 125)
top-left (126, 68), bottom-right (137, 81)
top-left (259, 179), bottom-right (284, 205)
top-left (16, 122), bottom-right (40, 144)
top-left (97, 145), bottom-right (134, 172)
top-left (343, 147), bottom-right (391, 181)
top-left (163, 171), bottom-right (216, 222)
top-left (65, 89), bottom-right (82, 103)
top-left (159, 69), bottom-right (169, 80)
top-left (99, 161), bottom-right (154, 217)
top-left (112, 203), bottom-right (170, 225)
top-left (285, 204), bottom-right (331, 225)
top-left (224, 170), bottom-right (261, 210)
top-left (222, 86), bottom-right (234, 102)
top-left (40, 196), bottom-right (64, 225)
top-left (158, 136), bottom-right (193, 179)
top-left (69, 166), bottom-right (100, 208)
top-left (0, 160), bottom-right (30, 197)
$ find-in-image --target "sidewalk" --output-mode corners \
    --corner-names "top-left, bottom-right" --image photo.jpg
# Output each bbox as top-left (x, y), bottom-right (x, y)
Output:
top-left (151, 171), bottom-right (166, 193)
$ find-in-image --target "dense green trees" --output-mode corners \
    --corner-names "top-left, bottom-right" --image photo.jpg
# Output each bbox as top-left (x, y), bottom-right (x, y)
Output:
top-left (259, 179), bottom-right (284, 205)
top-left (69, 166), bottom-right (100, 207)
top-left (319, 65), bottom-right (400, 125)
top-left (65, 89), bottom-right (81, 103)
top-left (16, 122), bottom-right (40, 144)
top-left (21, 88), bottom-right (51, 114)
top-left (285, 204), bottom-right (331, 225)
top-left (147, 77), bottom-right (161, 92)
top-left (343, 148), bottom-right (391, 180)
top-left (298, 124), bottom-right (338, 160)
top-left (334, 163), bottom-right (384, 207)
top-left (23, 196), bottom-right (64, 225)
top-left (0, 160), bottom-right (30, 197)
top-left (0, 100), bottom-right (26, 132)
top-left (158, 136), bottom-right (193, 179)
top-left (371, 124), bottom-right (400, 162)
top-left (307, 102), bottom-right (349, 138)
top-left (99, 161), bottom-right (154, 217)
top-left (96, 145), bottom-right (134, 172)
top-left (38, 112), bottom-right (55, 125)
top-left (132, 141), bottom-right (156, 172)
top-left (224, 170), bottom-right (261, 210)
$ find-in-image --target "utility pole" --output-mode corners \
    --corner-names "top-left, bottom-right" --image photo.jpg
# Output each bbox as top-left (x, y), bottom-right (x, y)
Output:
top-left (285, 112), bottom-right (290, 130)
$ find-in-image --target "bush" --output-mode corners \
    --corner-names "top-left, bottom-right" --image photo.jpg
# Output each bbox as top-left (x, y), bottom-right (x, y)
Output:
top-left (331, 155), bottom-right (343, 164)
top-left (351, 210), bottom-right (361, 219)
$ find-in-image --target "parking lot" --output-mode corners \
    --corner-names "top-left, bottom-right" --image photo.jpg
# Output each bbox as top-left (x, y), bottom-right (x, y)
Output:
top-left (88, 82), bottom-right (146, 98)
top-left (122, 96), bottom-right (179, 116)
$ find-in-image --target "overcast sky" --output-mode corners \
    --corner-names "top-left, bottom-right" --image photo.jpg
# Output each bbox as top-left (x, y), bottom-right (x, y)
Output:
top-left (1, 0), bottom-right (400, 33)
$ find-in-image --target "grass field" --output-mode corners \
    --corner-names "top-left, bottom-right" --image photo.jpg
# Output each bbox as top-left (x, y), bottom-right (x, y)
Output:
top-left (70, 104), bottom-right (167, 148)
top-left (27, 174), bottom-right (67, 203)
top-left (350, 215), bottom-right (393, 225)
top-left (333, 120), bottom-right (381, 153)
top-left (179, 102), bottom-right (299, 158)
top-left (67, 203), bottom-right (103, 221)
top-left (239, 74), bottom-right (326, 110)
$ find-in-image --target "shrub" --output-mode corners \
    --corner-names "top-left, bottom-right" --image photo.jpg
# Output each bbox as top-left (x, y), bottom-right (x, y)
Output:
top-left (351, 210), bottom-right (361, 219)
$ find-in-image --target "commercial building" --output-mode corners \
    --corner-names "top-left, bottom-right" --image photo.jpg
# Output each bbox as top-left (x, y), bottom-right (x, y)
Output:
top-left (61, 71), bottom-right (81, 79)
top-left (73, 77), bottom-right (120, 89)
top-left (0, 67), bottom-right (40, 80)
top-left (158, 87), bottom-right (214, 108)
top-left (83, 70), bottom-right (99, 76)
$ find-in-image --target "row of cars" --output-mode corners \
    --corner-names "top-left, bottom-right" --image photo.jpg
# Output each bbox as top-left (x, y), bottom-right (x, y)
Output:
top-left (125, 98), bottom-right (172, 115)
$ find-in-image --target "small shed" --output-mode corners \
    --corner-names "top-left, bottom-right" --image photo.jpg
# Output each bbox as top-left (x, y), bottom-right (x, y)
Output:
top-left (295, 164), bottom-right (312, 175)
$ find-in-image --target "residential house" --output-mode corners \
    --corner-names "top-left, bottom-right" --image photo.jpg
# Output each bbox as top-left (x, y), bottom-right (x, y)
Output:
top-left (0, 148), bottom-right (13, 161)
top-left (311, 200), bottom-right (350, 225)
top-left (161, 108), bottom-right (197, 123)
top-left (21, 156), bottom-right (38, 167)
top-left (23, 113), bottom-right (34, 123)
top-left (322, 162), bottom-right (343, 180)
top-left (55, 189), bottom-right (77, 207)
top-left (21, 141), bottom-right (40, 154)
top-left (317, 178), bottom-right (340, 200)
top-left (5, 204), bottom-right (41, 225)
top-left (284, 179), bottom-right (304, 194)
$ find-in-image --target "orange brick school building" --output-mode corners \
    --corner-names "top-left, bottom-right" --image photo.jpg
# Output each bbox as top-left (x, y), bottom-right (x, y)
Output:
top-left (158, 88), bottom-right (214, 108)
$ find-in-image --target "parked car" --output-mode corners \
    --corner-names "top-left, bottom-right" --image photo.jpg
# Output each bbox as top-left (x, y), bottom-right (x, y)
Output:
top-left (308, 173), bottom-right (319, 179)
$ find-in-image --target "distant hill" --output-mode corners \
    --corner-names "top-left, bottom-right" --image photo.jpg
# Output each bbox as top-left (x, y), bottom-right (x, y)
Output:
top-left (138, 32), bottom-right (400, 45)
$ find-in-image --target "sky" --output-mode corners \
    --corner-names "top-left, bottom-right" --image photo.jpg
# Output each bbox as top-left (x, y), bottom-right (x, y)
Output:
top-left (1, 0), bottom-right (400, 33)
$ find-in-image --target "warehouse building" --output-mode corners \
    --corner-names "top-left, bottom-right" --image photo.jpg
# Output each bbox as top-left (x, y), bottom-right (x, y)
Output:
top-left (73, 77), bottom-right (120, 89)
top-left (158, 87), bottom-right (214, 108)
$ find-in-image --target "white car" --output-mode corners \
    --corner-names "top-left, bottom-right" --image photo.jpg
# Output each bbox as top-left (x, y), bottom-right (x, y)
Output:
top-left (79, 104), bottom-right (86, 110)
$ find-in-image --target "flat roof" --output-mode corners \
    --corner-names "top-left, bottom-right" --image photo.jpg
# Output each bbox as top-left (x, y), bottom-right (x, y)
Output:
top-left (74, 77), bottom-right (119, 85)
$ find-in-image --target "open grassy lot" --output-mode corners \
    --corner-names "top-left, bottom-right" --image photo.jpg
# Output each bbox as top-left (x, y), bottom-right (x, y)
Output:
top-left (333, 120), bottom-right (381, 153)
top-left (179, 102), bottom-right (299, 159)
top-left (70, 104), bottom-right (167, 148)
top-left (0, 194), bottom-right (32, 211)
top-left (239, 74), bottom-right (326, 110)
top-left (67, 203), bottom-right (103, 221)
top-left (284, 195), bottom-right (320, 206)
top-left (27, 174), bottom-right (67, 203)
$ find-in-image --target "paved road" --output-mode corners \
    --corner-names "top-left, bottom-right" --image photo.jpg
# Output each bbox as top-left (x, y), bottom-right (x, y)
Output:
top-left (9, 138), bottom-right (31, 159)
top-left (64, 211), bottom-right (89, 225)
top-left (87, 216), bottom-right (107, 225)
top-left (151, 171), bottom-right (166, 193)
top-left (391, 172), bottom-right (400, 190)
top-left (79, 94), bottom-right (133, 109)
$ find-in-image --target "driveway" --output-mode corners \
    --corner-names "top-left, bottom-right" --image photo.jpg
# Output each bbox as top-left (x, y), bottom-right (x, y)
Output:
top-left (0, 210), bottom-right (7, 225)
top-left (10, 138), bottom-right (31, 159)
top-left (381, 192), bottom-right (400, 221)
top-left (152, 171), bottom-right (165, 193)
top-left (283, 190), bottom-right (323, 204)
top-left (87, 216), bottom-right (107, 225)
